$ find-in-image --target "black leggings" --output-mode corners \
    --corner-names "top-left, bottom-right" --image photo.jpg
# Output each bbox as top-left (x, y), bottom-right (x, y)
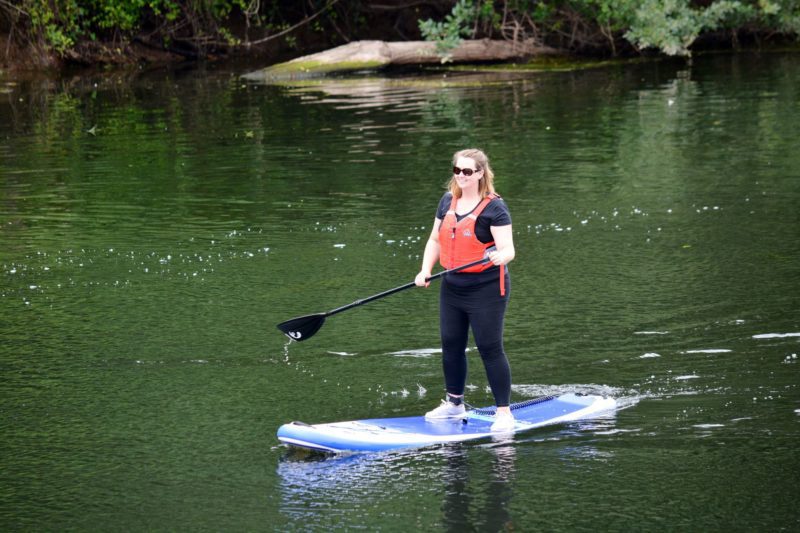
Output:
top-left (439, 275), bottom-right (511, 407)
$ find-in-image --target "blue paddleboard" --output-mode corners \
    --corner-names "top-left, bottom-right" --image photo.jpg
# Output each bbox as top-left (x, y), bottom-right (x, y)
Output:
top-left (277, 393), bottom-right (617, 453)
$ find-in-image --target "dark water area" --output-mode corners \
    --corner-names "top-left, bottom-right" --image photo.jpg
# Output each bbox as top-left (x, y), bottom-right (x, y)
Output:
top-left (1, 53), bottom-right (799, 530)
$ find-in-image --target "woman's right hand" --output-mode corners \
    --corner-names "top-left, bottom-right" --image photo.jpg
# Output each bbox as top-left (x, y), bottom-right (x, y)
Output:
top-left (414, 271), bottom-right (431, 288)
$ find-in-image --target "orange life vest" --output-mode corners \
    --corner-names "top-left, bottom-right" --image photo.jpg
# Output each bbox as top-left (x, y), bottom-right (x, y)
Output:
top-left (439, 193), bottom-right (506, 295)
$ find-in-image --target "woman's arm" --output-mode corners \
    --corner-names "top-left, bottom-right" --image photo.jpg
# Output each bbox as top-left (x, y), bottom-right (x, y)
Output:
top-left (415, 218), bottom-right (442, 287)
top-left (488, 224), bottom-right (515, 266)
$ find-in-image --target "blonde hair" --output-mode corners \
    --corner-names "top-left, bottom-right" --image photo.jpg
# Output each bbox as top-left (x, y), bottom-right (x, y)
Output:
top-left (448, 148), bottom-right (496, 199)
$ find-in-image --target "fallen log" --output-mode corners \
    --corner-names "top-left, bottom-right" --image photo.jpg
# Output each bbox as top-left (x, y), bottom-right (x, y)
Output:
top-left (243, 39), bottom-right (557, 80)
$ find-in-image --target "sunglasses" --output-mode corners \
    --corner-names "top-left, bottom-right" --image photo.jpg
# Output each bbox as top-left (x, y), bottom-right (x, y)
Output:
top-left (453, 166), bottom-right (480, 176)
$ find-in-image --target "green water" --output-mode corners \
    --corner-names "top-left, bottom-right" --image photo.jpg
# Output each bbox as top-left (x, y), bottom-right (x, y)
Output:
top-left (1, 53), bottom-right (799, 530)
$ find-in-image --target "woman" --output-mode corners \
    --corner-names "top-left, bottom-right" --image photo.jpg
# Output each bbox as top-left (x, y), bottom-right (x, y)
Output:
top-left (414, 148), bottom-right (516, 432)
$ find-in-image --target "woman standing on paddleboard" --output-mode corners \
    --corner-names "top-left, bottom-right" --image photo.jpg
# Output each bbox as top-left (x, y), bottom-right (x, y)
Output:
top-left (414, 148), bottom-right (516, 432)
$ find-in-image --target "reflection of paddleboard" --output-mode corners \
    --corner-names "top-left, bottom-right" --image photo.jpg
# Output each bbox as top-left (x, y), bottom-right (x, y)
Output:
top-left (277, 393), bottom-right (617, 453)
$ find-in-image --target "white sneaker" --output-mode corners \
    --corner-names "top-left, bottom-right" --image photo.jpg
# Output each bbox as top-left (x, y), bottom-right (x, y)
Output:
top-left (425, 400), bottom-right (466, 420)
top-left (490, 410), bottom-right (516, 432)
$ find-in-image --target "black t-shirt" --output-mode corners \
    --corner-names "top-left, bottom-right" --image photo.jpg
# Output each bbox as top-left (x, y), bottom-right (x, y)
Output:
top-left (435, 192), bottom-right (512, 286)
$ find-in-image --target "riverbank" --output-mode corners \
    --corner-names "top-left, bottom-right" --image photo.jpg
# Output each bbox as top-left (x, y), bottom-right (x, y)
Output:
top-left (4, 39), bottom-right (797, 83)
top-left (0, 33), bottom-right (287, 73)
top-left (2, 1), bottom-right (797, 75)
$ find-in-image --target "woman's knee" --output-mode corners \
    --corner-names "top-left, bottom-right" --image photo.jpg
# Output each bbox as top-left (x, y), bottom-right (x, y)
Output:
top-left (475, 338), bottom-right (505, 361)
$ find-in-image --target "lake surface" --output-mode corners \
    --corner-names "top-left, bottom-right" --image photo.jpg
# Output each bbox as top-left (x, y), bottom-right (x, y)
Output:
top-left (1, 53), bottom-right (798, 530)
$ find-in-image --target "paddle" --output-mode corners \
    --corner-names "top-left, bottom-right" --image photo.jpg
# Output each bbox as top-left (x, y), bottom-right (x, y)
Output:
top-left (277, 255), bottom-right (492, 341)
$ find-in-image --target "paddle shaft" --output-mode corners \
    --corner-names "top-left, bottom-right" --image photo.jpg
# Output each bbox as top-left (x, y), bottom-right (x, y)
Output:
top-left (325, 257), bottom-right (490, 318)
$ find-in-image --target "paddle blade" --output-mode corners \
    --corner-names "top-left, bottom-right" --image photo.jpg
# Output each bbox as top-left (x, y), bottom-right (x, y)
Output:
top-left (276, 313), bottom-right (326, 342)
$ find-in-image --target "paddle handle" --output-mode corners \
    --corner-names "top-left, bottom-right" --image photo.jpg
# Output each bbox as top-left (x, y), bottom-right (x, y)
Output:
top-left (325, 257), bottom-right (490, 318)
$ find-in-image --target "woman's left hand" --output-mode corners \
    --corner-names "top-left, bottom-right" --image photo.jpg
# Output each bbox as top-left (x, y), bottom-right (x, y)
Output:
top-left (487, 249), bottom-right (508, 266)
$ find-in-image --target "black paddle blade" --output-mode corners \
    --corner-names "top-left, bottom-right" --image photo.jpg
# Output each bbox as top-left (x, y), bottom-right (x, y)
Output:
top-left (276, 313), bottom-right (326, 342)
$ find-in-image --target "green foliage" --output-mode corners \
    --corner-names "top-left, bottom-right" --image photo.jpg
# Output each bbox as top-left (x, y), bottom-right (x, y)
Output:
top-left (622, 0), bottom-right (799, 55)
top-left (756, 0), bottom-right (800, 34)
top-left (23, 1), bottom-right (77, 53)
top-left (16, 0), bottom-right (249, 55)
top-left (5, 0), bottom-right (800, 61)
top-left (418, 0), bottom-right (477, 57)
top-left (625, 0), bottom-right (749, 55)
top-left (418, 0), bottom-right (799, 58)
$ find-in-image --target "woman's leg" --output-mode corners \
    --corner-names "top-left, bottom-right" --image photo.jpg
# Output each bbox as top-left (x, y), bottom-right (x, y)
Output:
top-left (439, 280), bottom-right (470, 397)
top-left (469, 278), bottom-right (511, 407)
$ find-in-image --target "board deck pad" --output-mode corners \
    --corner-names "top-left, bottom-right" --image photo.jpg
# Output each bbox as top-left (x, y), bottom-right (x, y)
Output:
top-left (277, 393), bottom-right (617, 453)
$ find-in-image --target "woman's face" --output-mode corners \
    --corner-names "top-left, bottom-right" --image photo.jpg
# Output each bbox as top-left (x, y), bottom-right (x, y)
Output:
top-left (453, 156), bottom-right (483, 190)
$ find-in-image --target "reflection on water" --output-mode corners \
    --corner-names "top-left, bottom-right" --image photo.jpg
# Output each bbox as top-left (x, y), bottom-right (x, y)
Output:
top-left (277, 443), bottom-right (522, 529)
top-left (439, 442), bottom-right (517, 532)
top-left (276, 414), bottom-right (620, 530)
